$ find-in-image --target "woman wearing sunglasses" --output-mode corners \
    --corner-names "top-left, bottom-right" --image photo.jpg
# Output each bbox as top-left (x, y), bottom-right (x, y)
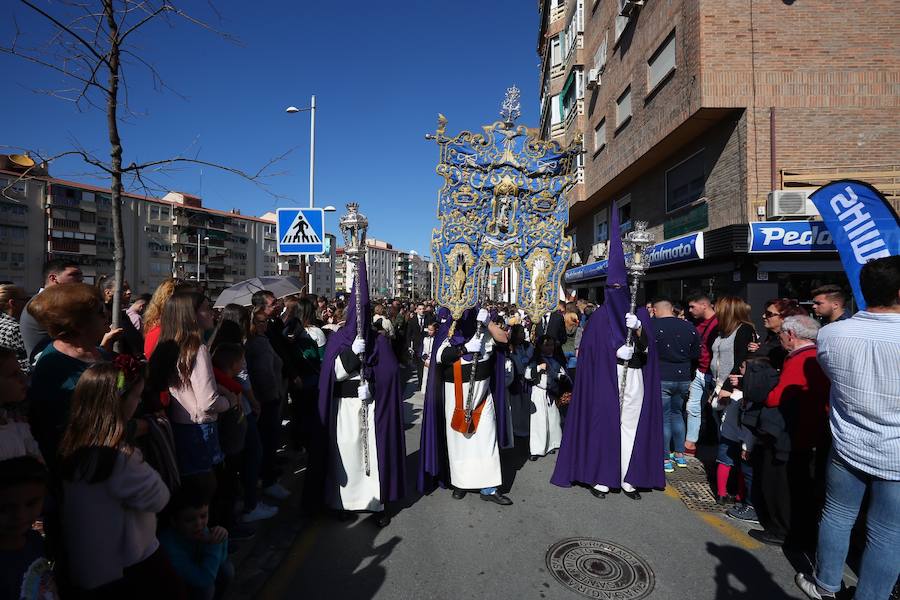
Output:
top-left (750, 299), bottom-right (807, 371)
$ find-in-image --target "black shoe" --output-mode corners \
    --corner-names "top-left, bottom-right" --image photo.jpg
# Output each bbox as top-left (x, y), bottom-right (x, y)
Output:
top-left (590, 488), bottom-right (607, 499)
top-left (336, 510), bottom-right (354, 522)
top-left (548, 449), bottom-right (557, 455)
top-left (529, 455), bottom-right (540, 461)
top-left (716, 495), bottom-right (731, 506)
top-left (480, 491), bottom-right (513, 506)
top-left (375, 513), bottom-right (391, 528)
top-left (451, 489), bottom-right (467, 500)
top-left (748, 529), bottom-right (786, 546)
top-left (623, 489), bottom-right (642, 500)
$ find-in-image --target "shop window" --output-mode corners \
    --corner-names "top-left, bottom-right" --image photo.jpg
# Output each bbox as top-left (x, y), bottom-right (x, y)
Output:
top-left (666, 150), bottom-right (706, 213)
top-left (648, 30), bottom-right (676, 93)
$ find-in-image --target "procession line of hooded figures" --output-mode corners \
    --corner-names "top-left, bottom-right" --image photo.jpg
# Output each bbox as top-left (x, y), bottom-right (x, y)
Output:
top-left (303, 208), bottom-right (663, 521)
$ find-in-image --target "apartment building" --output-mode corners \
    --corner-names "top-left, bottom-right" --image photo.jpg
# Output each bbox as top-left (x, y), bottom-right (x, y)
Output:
top-left (538, 0), bottom-right (900, 319)
top-left (0, 158), bottom-right (281, 296)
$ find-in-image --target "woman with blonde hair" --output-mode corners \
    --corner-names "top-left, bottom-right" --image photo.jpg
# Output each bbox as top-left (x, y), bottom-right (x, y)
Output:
top-left (142, 278), bottom-right (179, 358)
top-left (709, 295), bottom-right (757, 505)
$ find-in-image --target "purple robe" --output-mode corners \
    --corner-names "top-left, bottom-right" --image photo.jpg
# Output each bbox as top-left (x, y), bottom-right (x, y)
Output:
top-left (550, 208), bottom-right (664, 490)
top-left (417, 307), bottom-right (510, 493)
top-left (313, 258), bottom-right (406, 505)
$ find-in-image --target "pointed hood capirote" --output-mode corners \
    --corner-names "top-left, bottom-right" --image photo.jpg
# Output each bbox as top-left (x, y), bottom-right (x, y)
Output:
top-left (307, 258), bottom-right (406, 509)
top-left (550, 205), bottom-right (664, 491)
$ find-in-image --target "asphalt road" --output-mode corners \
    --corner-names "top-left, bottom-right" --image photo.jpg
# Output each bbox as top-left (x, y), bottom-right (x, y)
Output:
top-left (257, 380), bottom-right (813, 600)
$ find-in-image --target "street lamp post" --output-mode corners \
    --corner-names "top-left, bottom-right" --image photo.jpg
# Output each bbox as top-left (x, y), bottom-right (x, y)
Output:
top-left (286, 96), bottom-right (317, 291)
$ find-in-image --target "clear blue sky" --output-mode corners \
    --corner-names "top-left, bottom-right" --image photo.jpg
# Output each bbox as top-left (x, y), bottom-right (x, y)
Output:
top-left (0, 0), bottom-right (542, 256)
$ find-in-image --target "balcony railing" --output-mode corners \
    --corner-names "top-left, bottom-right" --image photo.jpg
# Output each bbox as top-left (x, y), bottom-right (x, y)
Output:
top-left (780, 165), bottom-right (900, 212)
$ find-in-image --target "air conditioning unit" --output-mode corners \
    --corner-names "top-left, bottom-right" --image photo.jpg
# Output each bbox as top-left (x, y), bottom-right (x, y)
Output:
top-left (766, 189), bottom-right (820, 219)
top-left (591, 241), bottom-right (608, 259)
top-left (620, 0), bottom-right (645, 17)
top-left (586, 68), bottom-right (601, 89)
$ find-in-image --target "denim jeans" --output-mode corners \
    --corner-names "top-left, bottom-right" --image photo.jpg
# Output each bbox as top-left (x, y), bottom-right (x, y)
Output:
top-left (661, 380), bottom-right (690, 457)
top-left (686, 370), bottom-right (713, 444)
top-left (814, 451), bottom-right (900, 599)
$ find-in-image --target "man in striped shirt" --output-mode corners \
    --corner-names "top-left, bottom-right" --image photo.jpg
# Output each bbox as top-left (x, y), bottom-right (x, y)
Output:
top-left (796, 255), bottom-right (900, 600)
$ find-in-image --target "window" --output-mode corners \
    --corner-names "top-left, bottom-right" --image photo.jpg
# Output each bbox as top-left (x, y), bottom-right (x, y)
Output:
top-left (615, 0), bottom-right (631, 43)
top-left (561, 69), bottom-right (583, 120)
top-left (150, 205), bottom-right (161, 220)
top-left (550, 94), bottom-right (562, 125)
top-left (617, 194), bottom-right (633, 233)
top-left (648, 30), bottom-right (676, 92)
top-left (594, 119), bottom-right (606, 152)
top-left (616, 86), bottom-right (632, 129)
top-left (593, 208), bottom-right (608, 243)
top-left (593, 31), bottom-right (608, 72)
top-left (666, 150), bottom-right (706, 212)
top-left (551, 35), bottom-right (562, 66)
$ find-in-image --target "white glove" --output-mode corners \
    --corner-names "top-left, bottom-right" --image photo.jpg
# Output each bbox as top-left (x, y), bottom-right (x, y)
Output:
top-left (351, 337), bottom-right (366, 355)
top-left (357, 383), bottom-right (371, 401)
top-left (464, 337), bottom-right (483, 354)
top-left (616, 345), bottom-right (635, 361)
top-left (625, 313), bottom-right (641, 330)
top-left (476, 308), bottom-right (490, 325)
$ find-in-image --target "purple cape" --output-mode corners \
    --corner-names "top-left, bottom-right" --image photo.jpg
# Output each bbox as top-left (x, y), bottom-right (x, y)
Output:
top-left (550, 208), bottom-right (664, 490)
top-left (313, 258), bottom-right (407, 505)
top-left (417, 307), bottom-right (510, 493)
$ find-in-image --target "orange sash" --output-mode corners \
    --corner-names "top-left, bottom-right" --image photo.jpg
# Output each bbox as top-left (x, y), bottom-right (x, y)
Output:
top-left (450, 359), bottom-right (486, 434)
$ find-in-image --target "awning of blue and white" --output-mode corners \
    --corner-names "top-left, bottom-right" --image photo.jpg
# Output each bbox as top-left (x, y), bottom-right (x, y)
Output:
top-left (565, 230), bottom-right (704, 284)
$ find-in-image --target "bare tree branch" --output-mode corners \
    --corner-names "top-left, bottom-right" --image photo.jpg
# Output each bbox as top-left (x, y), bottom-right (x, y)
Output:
top-left (18, 0), bottom-right (110, 67)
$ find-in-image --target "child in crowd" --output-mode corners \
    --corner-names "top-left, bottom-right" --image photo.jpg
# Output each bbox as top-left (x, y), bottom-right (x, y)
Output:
top-left (58, 357), bottom-right (185, 597)
top-left (0, 348), bottom-right (42, 462)
top-left (210, 343), bottom-right (251, 535)
top-left (0, 456), bottom-right (59, 599)
top-left (420, 322), bottom-right (437, 393)
top-left (159, 486), bottom-right (233, 600)
top-left (525, 335), bottom-right (567, 460)
top-left (715, 358), bottom-right (759, 507)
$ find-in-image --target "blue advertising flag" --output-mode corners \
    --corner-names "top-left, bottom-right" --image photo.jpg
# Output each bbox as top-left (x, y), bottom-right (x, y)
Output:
top-left (809, 180), bottom-right (900, 310)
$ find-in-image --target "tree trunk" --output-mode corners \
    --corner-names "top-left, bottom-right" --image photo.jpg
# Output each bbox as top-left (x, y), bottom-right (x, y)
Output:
top-left (105, 0), bottom-right (125, 333)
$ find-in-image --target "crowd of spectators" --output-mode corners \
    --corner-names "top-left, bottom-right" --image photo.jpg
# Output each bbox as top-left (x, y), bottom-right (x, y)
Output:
top-left (0, 255), bottom-right (897, 599)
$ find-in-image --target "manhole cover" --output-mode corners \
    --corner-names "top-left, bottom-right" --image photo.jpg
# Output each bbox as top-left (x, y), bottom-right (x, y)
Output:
top-left (546, 538), bottom-right (655, 599)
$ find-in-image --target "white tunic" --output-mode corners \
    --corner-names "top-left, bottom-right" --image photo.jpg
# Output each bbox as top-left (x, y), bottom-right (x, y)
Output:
top-left (440, 334), bottom-right (502, 490)
top-left (327, 355), bottom-right (383, 512)
top-left (618, 363), bottom-right (645, 488)
top-left (526, 359), bottom-right (564, 457)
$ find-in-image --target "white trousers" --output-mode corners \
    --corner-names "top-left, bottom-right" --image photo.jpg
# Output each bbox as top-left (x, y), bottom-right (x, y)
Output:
top-left (529, 385), bottom-right (562, 456)
top-left (595, 365), bottom-right (644, 493)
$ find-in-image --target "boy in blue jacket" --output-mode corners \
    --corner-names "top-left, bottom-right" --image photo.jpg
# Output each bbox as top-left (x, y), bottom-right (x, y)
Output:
top-left (159, 486), bottom-right (233, 600)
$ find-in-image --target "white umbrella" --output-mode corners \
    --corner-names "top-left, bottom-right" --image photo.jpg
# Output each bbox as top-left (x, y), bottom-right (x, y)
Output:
top-left (213, 276), bottom-right (305, 308)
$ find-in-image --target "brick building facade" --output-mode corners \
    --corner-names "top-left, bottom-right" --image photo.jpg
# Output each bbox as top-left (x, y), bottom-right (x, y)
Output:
top-left (540, 0), bottom-right (899, 314)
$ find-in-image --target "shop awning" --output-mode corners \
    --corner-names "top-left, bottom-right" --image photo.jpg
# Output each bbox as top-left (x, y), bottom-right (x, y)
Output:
top-left (565, 231), bottom-right (704, 284)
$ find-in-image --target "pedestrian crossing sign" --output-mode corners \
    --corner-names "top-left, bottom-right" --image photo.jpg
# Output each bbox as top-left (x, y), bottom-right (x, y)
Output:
top-left (276, 208), bottom-right (325, 255)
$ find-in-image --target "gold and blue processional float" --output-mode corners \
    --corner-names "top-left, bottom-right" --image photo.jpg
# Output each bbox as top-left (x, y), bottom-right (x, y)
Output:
top-left (427, 86), bottom-right (582, 330)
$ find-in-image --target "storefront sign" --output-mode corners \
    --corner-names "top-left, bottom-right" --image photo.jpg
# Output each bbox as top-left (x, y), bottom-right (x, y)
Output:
top-left (748, 221), bottom-right (836, 253)
top-left (565, 231), bottom-right (704, 283)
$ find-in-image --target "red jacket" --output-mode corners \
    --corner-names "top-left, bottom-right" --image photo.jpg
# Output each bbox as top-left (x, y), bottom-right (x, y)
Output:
top-left (765, 345), bottom-right (830, 450)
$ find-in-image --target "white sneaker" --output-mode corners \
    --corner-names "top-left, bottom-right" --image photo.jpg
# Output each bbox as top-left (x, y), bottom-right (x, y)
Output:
top-left (794, 573), bottom-right (836, 600)
top-left (241, 502), bottom-right (278, 523)
top-left (263, 483), bottom-right (291, 500)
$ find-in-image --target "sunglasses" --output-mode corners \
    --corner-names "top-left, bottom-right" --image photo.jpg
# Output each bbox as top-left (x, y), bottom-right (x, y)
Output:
top-left (763, 311), bottom-right (781, 318)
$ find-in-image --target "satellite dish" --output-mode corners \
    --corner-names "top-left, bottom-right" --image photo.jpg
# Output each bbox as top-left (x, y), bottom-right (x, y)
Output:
top-left (9, 154), bottom-right (35, 168)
